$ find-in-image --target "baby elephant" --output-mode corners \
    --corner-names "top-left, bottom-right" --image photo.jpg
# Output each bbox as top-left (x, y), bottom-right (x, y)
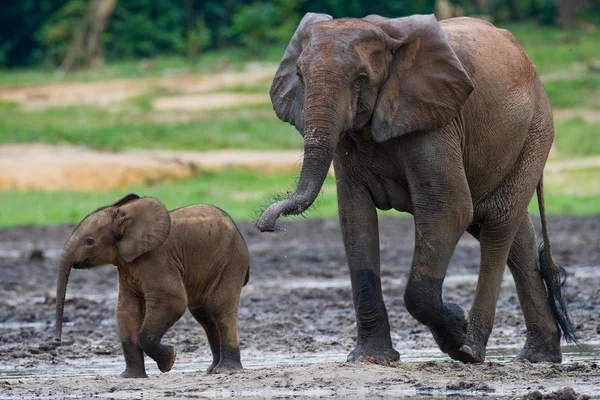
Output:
top-left (55, 194), bottom-right (249, 378)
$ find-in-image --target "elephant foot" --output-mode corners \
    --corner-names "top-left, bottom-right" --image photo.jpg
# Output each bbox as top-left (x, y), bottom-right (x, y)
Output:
top-left (206, 361), bottom-right (218, 374)
top-left (210, 360), bottom-right (243, 374)
top-left (447, 343), bottom-right (485, 363)
top-left (447, 318), bottom-right (488, 364)
top-left (347, 342), bottom-right (400, 364)
top-left (429, 303), bottom-right (468, 354)
top-left (154, 345), bottom-right (177, 373)
top-left (119, 368), bottom-right (148, 379)
top-left (515, 329), bottom-right (562, 363)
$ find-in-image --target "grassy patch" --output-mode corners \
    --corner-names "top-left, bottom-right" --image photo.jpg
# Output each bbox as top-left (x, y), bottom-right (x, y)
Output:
top-left (0, 169), bottom-right (336, 227)
top-left (0, 47), bottom-right (284, 88)
top-left (544, 76), bottom-right (600, 109)
top-left (2, 167), bottom-right (599, 227)
top-left (0, 101), bottom-right (301, 151)
top-left (554, 118), bottom-right (600, 158)
top-left (501, 23), bottom-right (600, 75)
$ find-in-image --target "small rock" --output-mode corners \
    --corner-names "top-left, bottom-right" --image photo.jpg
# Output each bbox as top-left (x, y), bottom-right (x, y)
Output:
top-left (28, 249), bottom-right (45, 262)
top-left (525, 391), bottom-right (543, 400)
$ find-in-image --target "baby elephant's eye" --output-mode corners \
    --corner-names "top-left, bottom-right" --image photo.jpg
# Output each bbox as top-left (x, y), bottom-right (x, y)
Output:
top-left (85, 237), bottom-right (95, 246)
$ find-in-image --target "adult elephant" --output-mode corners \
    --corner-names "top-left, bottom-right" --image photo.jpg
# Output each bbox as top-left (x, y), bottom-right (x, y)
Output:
top-left (257, 13), bottom-right (576, 363)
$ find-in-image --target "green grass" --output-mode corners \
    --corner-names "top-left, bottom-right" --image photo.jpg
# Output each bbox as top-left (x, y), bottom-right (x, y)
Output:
top-left (554, 118), bottom-right (600, 158)
top-left (501, 22), bottom-right (600, 75)
top-left (544, 76), bottom-right (600, 109)
top-left (2, 167), bottom-right (599, 227)
top-left (0, 47), bottom-right (284, 88)
top-left (0, 169), bottom-right (336, 227)
top-left (0, 101), bottom-right (301, 151)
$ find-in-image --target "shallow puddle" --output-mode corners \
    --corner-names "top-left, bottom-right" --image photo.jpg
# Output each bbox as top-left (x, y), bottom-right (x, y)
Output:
top-left (1, 342), bottom-right (598, 380)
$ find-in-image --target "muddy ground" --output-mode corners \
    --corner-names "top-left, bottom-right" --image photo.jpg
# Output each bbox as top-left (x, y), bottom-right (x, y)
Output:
top-left (0, 216), bottom-right (599, 399)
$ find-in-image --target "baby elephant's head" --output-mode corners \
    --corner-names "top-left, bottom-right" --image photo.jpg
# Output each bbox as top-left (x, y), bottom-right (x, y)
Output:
top-left (55, 194), bottom-right (171, 341)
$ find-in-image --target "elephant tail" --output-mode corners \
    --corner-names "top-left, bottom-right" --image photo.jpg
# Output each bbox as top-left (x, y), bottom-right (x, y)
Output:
top-left (536, 176), bottom-right (577, 344)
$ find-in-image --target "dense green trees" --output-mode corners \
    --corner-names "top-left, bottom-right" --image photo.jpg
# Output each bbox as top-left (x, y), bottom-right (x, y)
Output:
top-left (0, 0), bottom-right (597, 68)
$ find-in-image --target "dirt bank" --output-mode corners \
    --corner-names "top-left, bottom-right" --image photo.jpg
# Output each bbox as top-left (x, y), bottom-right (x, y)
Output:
top-left (0, 216), bottom-right (599, 398)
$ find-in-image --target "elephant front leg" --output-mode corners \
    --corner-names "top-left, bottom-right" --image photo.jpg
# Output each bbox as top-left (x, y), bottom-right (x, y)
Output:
top-left (405, 207), bottom-right (472, 357)
top-left (139, 292), bottom-right (187, 373)
top-left (338, 184), bottom-right (399, 363)
top-left (116, 285), bottom-right (146, 378)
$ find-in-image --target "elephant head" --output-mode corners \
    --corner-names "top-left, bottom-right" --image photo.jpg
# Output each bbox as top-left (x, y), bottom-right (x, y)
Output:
top-left (55, 194), bottom-right (170, 341)
top-left (257, 14), bottom-right (474, 232)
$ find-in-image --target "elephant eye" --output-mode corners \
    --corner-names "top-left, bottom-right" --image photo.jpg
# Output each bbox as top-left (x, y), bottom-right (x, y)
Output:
top-left (355, 74), bottom-right (368, 87)
top-left (85, 237), bottom-right (95, 246)
top-left (296, 67), bottom-right (303, 83)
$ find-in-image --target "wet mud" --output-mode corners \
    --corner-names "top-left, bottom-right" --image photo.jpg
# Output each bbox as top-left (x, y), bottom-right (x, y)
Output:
top-left (0, 216), bottom-right (599, 398)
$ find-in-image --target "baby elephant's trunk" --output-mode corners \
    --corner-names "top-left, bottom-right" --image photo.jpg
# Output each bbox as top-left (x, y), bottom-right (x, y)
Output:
top-left (55, 256), bottom-right (72, 341)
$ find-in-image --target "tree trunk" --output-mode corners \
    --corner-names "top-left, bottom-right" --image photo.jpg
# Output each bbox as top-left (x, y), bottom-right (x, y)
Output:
top-left (61, 0), bottom-right (118, 73)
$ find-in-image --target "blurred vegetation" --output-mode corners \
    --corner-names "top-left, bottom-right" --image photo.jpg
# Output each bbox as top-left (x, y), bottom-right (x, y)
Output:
top-left (1, 3), bottom-right (600, 226)
top-left (1, 167), bottom-right (598, 226)
top-left (1, 0), bottom-right (599, 68)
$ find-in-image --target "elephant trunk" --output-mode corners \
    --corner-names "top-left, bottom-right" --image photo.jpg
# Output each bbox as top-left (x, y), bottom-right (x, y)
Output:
top-left (55, 250), bottom-right (73, 341)
top-left (257, 85), bottom-right (344, 232)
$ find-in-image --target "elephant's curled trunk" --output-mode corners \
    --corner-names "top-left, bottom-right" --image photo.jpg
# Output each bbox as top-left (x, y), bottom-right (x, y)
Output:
top-left (257, 139), bottom-right (335, 232)
top-left (55, 254), bottom-right (72, 341)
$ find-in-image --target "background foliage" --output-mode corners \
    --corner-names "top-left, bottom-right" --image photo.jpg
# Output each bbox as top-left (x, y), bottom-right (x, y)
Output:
top-left (1, 0), bottom-right (598, 67)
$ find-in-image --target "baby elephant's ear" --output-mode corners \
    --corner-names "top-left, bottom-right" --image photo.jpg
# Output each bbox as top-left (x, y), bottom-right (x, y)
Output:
top-left (115, 197), bottom-right (170, 262)
top-left (111, 193), bottom-right (140, 207)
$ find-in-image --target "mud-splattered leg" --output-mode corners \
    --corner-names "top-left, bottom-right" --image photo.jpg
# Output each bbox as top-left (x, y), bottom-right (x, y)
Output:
top-left (189, 306), bottom-right (222, 372)
top-left (211, 308), bottom-right (243, 373)
top-left (139, 292), bottom-right (186, 373)
top-left (508, 215), bottom-right (562, 362)
top-left (116, 282), bottom-right (146, 378)
top-left (337, 183), bottom-right (399, 363)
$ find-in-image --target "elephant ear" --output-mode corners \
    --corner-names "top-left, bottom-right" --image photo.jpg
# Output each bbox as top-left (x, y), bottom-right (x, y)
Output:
top-left (115, 197), bottom-right (171, 262)
top-left (371, 14), bottom-right (474, 142)
top-left (111, 193), bottom-right (140, 207)
top-left (270, 12), bottom-right (332, 134)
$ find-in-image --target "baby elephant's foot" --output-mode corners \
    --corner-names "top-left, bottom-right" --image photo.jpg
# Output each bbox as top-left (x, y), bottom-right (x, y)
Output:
top-left (210, 360), bottom-right (243, 374)
top-left (429, 303), bottom-right (468, 355)
top-left (206, 361), bottom-right (218, 374)
top-left (347, 341), bottom-right (400, 364)
top-left (153, 344), bottom-right (177, 373)
top-left (120, 368), bottom-right (148, 379)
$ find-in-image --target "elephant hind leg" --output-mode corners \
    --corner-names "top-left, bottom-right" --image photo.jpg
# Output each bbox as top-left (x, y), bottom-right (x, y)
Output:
top-left (211, 313), bottom-right (243, 373)
top-left (509, 214), bottom-right (561, 362)
top-left (448, 220), bottom-right (519, 363)
top-left (190, 281), bottom-right (244, 374)
top-left (189, 306), bottom-right (221, 373)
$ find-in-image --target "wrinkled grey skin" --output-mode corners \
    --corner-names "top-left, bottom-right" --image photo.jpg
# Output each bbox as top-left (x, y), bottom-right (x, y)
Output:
top-left (56, 194), bottom-right (249, 378)
top-left (258, 14), bottom-right (575, 363)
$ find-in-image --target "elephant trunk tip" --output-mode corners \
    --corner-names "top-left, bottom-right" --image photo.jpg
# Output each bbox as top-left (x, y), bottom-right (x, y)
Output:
top-left (256, 202), bottom-right (284, 233)
top-left (55, 337), bottom-right (62, 342)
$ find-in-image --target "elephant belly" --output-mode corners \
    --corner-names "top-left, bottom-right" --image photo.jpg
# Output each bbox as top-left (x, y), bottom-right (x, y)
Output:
top-left (367, 178), bottom-right (413, 214)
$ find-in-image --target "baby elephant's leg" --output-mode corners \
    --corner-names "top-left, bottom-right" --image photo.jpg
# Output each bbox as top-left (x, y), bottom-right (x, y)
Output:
top-left (212, 309), bottom-right (243, 373)
top-left (116, 286), bottom-right (146, 378)
top-left (189, 306), bottom-right (221, 373)
top-left (139, 292), bottom-right (186, 373)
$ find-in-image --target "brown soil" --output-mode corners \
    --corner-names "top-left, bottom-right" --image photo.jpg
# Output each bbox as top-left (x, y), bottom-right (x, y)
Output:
top-left (0, 67), bottom-right (275, 111)
top-left (0, 144), bottom-right (302, 191)
top-left (2, 144), bottom-right (599, 192)
top-left (0, 216), bottom-right (599, 398)
top-left (153, 92), bottom-right (270, 111)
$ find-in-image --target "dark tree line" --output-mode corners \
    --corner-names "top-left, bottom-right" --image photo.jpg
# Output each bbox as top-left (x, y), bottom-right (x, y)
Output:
top-left (0, 0), bottom-right (597, 68)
